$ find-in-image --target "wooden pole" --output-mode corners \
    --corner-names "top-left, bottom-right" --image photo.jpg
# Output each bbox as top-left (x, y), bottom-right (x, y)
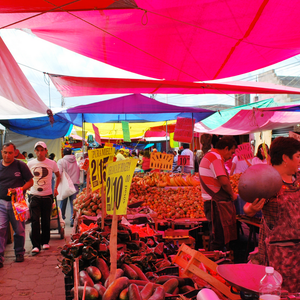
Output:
top-left (101, 172), bottom-right (106, 230)
top-left (82, 281), bottom-right (87, 300)
top-left (107, 203), bottom-right (117, 287)
top-left (73, 257), bottom-right (80, 300)
top-left (86, 168), bottom-right (90, 197)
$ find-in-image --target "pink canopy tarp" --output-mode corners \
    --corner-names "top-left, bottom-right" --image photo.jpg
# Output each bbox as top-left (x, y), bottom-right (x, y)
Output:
top-left (0, 0), bottom-right (137, 13)
top-left (0, 37), bottom-right (49, 117)
top-left (49, 75), bottom-right (300, 97)
top-left (1, 1), bottom-right (300, 81)
top-left (194, 109), bottom-right (300, 135)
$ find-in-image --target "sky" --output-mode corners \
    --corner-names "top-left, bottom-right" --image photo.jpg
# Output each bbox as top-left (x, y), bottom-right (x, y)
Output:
top-left (1, 28), bottom-right (300, 111)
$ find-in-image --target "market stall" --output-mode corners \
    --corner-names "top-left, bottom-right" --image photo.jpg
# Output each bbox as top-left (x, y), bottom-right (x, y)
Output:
top-left (58, 146), bottom-right (256, 300)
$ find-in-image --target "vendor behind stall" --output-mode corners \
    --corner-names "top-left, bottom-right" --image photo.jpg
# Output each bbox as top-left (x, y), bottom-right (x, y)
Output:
top-left (244, 137), bottom-right (300, 292)
top-left (251, 143), bottom-right (269, 165)
top-left (181, 143), bottom-right (194, 173)
top-left (141, 150), bottom-right (151, 173)
top-left (199, 136), bottom-right (238, 251)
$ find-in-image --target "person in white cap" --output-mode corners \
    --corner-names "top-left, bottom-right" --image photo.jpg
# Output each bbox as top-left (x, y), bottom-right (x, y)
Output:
top-left (27, 141), bottom-right (61, 255)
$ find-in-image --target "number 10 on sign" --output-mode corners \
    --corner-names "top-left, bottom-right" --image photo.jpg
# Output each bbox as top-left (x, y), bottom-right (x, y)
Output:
top-left (106, 159), bottom-right (138, 215)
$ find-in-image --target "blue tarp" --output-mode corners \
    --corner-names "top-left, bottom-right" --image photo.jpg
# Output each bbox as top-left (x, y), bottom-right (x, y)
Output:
top-left (0, 115), bottom-right (70, 139)
top-left (1, 95), bottom-right (214, 139)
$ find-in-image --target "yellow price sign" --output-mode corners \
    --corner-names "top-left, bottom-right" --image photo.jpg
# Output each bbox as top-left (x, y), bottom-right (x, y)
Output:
top-left (88, 147), bottom-right (115, 191)
top-left (106, 159), bottom-right (138, 215)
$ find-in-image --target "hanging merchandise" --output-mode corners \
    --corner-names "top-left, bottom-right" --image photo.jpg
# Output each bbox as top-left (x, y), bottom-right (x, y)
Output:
top-left (92, 124), bottom-right (102, 145)
top-left (121, 121), bottom-right (131, 142)
top-left (170, 132), bottom-right (179, 148)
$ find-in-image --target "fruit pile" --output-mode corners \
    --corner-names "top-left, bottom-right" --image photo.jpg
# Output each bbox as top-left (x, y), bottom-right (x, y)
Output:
top-left (73, 173), bottom-right (240, 220)
top-left (230, 173), bottom-right (242, 194)
top-left (132, 172), bottom-right (200, 187)
top-left (129, 183), bottom-right (205, 219)
top-left (73, 188), bottom-right (101, 216)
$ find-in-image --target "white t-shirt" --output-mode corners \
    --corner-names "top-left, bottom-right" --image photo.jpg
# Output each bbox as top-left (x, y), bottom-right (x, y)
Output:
top-left (27, 158), bottom-right (59, 196)
top-left (231, 155), bottom-right (250, 174)
top-left (252, 157), bottom-right (267, 165)
top-left (181, 149), bottom-right (194, 168)
top-left (116, 152), bottom-right (126, 161)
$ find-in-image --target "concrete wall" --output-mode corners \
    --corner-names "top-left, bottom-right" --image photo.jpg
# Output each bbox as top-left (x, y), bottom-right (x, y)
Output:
top-left (257, 70), bottom-right (291, 103)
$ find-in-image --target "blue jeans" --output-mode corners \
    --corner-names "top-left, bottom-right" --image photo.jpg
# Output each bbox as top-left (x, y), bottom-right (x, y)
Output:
top-left (59, 185), bottom-right (79, 222)
top-left (0, 200), bottom-right (26, 263)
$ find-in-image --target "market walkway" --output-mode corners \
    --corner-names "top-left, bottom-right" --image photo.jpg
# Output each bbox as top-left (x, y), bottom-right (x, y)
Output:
top-left (0, 214), bottom-right (72, 300)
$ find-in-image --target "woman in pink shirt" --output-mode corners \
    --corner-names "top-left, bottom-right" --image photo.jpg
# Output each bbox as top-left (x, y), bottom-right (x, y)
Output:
top-left (141, 150), bottom-right (151, 172)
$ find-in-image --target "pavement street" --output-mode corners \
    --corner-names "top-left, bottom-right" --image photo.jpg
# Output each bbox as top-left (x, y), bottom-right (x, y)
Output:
top-left (0, 201), bottom-right (73, 300)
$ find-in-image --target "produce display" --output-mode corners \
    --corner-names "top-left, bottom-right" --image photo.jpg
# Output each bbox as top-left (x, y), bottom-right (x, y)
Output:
top-left (60, 222), bottom-right (229, 300)
top-left (132, 172), bottom-right (201, 187)
top-left (229, 173), bottom-right (241, 194)
top-left (73, 173), bottom-right (241, 220)
top-left (60, 223), bottom-right (197, 299)
top-left (63, 171), bottom-right (246, 299)
top-left (129, 183), bottom-right (205, 219)
top-left (73, 189), bottom-right (102, 216)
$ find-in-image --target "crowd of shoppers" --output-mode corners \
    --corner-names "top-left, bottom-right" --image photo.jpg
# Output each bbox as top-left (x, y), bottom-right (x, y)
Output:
top-left (0, 140), bottom-right (81, 265)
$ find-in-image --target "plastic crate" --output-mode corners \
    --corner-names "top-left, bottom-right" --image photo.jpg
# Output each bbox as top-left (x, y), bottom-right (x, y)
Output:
top-left (163, 229), bottom-right (196, 248)
top-left (64, 275), bottom-right (74, 300)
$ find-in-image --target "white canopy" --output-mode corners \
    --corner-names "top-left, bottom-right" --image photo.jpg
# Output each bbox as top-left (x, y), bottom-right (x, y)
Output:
top-left (0, 37), bottom-right (49, 117)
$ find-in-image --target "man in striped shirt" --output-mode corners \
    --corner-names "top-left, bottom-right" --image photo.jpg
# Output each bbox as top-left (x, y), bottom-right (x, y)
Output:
top-left (199, 136), bottom-right (238, 251)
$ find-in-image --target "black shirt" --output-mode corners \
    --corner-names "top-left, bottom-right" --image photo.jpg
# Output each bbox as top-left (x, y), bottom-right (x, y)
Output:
top-left (0, 159), bottom-right (33, 201)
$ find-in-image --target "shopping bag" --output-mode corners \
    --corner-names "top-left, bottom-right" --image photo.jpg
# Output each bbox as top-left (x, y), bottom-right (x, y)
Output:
top-left (57, 169), bottom-right (76, 200)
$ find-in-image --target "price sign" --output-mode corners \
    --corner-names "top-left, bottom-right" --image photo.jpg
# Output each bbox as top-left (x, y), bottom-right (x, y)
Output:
top-left (88, 147), bottom-right (115, 191)
top-left (106, 159), bottom-right (138, 215)
top-left (173, 117), bottom-right (195, 143)
top-left (150, 152), bottom-right (173, 171)
top-left (178, 155), bottom-right (190, 166)
top-left (235, 143), bottom-right (254, 161)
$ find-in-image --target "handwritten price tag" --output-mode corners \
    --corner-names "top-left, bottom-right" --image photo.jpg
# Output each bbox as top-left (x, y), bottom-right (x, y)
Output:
top-left (88, 147), bottom-right (115, 191)
top-left (150, 152), bottom-right (173, 171)
top-left (235, 143), bottom-right (254, 161)
top-left (106, 159), bottom-right (138, 215)
top-left (173, 117), bottom-right (195, 143)
top-left (177, 155), bottom-right (190, 166)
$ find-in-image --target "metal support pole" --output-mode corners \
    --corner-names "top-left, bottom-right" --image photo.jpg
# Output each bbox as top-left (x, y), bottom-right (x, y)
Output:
top-left (192, 113), bottom-right (194, 151)
top-left (166, 121), bottom-right (168, 152)
top-left (82, 114), bottom-right (85, 156)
